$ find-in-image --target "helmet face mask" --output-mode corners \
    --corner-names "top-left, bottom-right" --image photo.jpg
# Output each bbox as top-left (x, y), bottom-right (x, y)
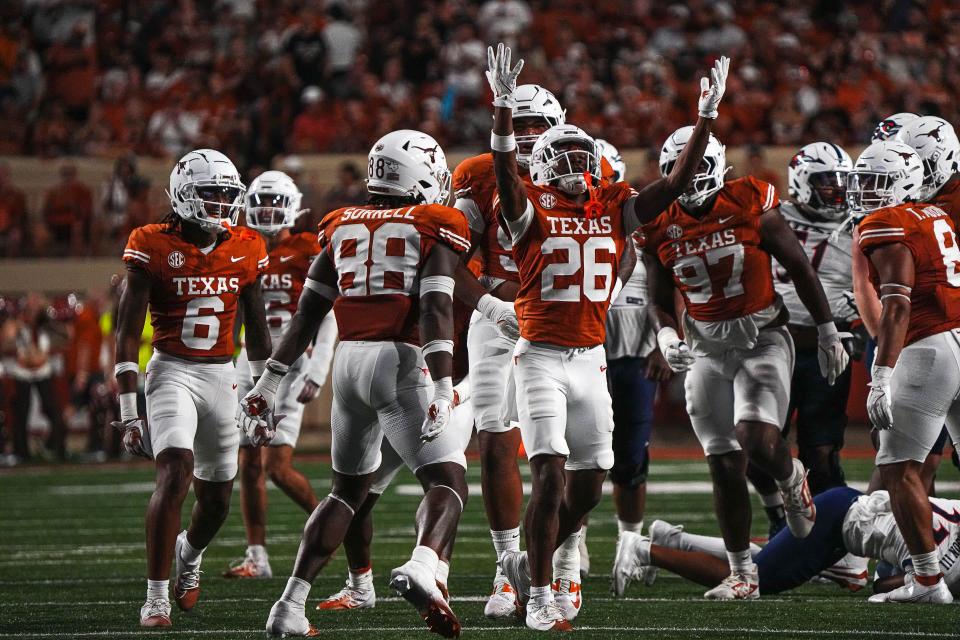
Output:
top-left (660, 126), bottom-right (726, 208)
top-left (846, 140), bottom-right (924, 214)
top-left (244, 170), bottom-right (303, 235)
top-left (529, 127), bottom-right (600, 196)
top-left (846, 171), bottom-right (896, 213)
top-left (806, 171), bottom-right (848, 218)
top-left (168, 150), bottom-right (246, 232)
top-left (512, 85), bottom-right (566, 168)
top-left (787, 142), bottom-right (852, 220)
top-left (514, 116), bottom-right (552, 164)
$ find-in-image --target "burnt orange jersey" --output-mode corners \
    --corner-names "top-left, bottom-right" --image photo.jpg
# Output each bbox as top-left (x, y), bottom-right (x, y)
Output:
top-left (318, 204), bottom-right (471, 344)
top-left (858, 203), bottom-right (960, 345)
top-left (260, 232), bottom-right (322, 339)
top-left (642, 176), bottom-right (779, 322)
top-left (453, 153), bottom-right (616, 286)
top-left (932, 175), bottom-right (960, 227)
top-left (510, 181), bottom-right (637, 347)
top-left (123, 223), bottom-right (268, 359)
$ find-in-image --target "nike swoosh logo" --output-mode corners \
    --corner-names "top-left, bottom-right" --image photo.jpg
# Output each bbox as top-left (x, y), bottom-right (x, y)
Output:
top-left (718, 216), bottom-right (735, 224)
top-left (280, 256), bottom-right (294, 263)
top-left (231, 256), bottom-right (245, 263)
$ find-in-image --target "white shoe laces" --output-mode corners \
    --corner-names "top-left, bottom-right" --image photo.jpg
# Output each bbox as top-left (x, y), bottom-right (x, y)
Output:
top-left (143, 598), bottom-right (171, 616)
top-left (178, 566), bottom-right (202, 591)
top-left (532, 601), bottom-right (565, 623)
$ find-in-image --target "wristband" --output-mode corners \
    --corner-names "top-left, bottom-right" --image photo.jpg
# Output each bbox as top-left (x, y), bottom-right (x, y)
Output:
top-left (657, 327), bottom-right (681, 353)
top-left (422, 339), bottom-right (454, 356)
top-left (420, 275), bottom-right (455, 298)
top-left (248, 360), bottom-right (266, 378)
top-left (265, 358), bottom-right (290, 375)
top-left (304, 277), bottom-right (338, 301)
top-left (257, 368), bottom-right (283, 396)
top-left (491, 131), bottom-right (517, 153)
top-left (871, 365), bottom-right (894, 385)
top-left (492, 95), bottom-right (516, 109)
top-left (114, 361), bottom-right (139, 376)
top-left (816, 321), bottom-right (838, 344)
top-left (698, 108), bottom-right (718, 119)
top-left (119, 392), bottom-right (138, 421)
top-left (433, 376), bottom-right (454, 402)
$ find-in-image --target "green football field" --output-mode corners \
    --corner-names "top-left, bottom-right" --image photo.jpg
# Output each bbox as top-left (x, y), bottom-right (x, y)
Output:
top-left (1, 456), bottom-right (956, 639)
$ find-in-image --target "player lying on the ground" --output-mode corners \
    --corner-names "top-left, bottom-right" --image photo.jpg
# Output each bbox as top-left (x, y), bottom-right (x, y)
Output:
top-left (612, 487), bottom-right (960, 599)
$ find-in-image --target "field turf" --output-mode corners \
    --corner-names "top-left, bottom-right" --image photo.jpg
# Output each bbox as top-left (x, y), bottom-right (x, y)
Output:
top-left (0, 456), bottom-right (956, 639)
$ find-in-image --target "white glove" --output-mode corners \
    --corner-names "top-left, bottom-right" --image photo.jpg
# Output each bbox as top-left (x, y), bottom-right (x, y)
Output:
top-left (111, 417), bottom-right (152, 459)
top-left (817, 322), bottom-right (850, 386)
top-left (485, 43), bottom-right (524, 108)
top-left (477, 293), bottom-right (520, 341)
top-left (657, 327), bottom-right (696, 373)
top-left (867, 365), bottom-right (894, 430)
top-left (422, 377), bottom-right (454, 442)
top-left (697, 56), bottom-right (730, 119)
top-left (237, 371), bottom-right (283, 447)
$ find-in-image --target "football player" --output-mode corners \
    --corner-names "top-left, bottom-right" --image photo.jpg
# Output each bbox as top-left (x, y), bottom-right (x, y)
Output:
top-left (113, 149), bottom-right (272, 627)
top-left (451, 82), bottom-right (565, 618)
top-left (224, 171), bottom-right (337, 580)
top-left (641, 125), bottom-right (850, 600)
top-left (486, 43), bottom-right (729, 630)
top-left (612, 487), bottom-right (960, 598)
top-left (855, 140), bottom-right (959, 603)
top-left (240, 130), bottom-right (490, 637)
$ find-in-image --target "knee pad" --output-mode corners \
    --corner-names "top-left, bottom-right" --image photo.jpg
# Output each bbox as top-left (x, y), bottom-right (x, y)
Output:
top-left (610, 456), bottom-right (649, 489)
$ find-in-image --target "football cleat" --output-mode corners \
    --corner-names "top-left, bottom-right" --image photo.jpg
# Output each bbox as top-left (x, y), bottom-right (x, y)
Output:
top-left (611, 531), bottom-right (652, 597)
top-left (704, 566), bottom-right (760, 600)
top-left (525, 599), bottom-right (573, 632)
top-left (780, 459), bottom-right (816, 539)
top-left (317, 579), bottom-right (376, 610)
top-left (173, 531), bottom-right (201, 611)
top-left (484, 578), bottom-right (516, 619)
top-left (390, 560), bottom-right (461, 638)
top-left (498, 550), bottom-right (531, 607)
top-left (868, 573), bottom-right (953, 604)
top-left (139, 598), bottom-right (172, 627)
top-left (552, 578), bottom-right (582, 621)
top-left (223, 548), bottom-right (272, 579)
top-left (816, 553), bottom-right (869, 592)
top-left (266, 599), bottom-right (319, 637)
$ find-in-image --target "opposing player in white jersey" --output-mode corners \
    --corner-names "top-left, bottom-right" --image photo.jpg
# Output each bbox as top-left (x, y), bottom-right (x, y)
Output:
top-left (114, 149), bottom-right (272, 627)
top-left (612, 486), bottom-right (960, 598)
top-left (240, 130), bottom-right (479, 637)
top-left (224, 171), bottom-right (338, 579)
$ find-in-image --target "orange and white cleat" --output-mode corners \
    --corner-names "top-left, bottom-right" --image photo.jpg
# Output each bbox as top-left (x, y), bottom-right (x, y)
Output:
top-left (266, 600), bottom-right (320, 637)
top-left (525, 600), bottom-right (573, 632)
top-left (390, 560), bottom-right (461, 638)
top-left (139, 598), bottom-right (172, 627)
top-left (173, 531), bottom-right (201, 611)
top-left (317, 579), bottom-right (376, 610)
top-left (483, 577), bottom-right (516, 619)
top-left (552, 578), bottom-right (582, 621)
top-left (223, 548), bottom-right (272, 579)
top-left (704, 566), bottom-right (760, 600)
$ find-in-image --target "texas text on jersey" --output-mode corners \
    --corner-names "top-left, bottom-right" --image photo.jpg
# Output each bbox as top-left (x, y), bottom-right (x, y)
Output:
top-left (507, 179), bottom-right (637, 347)
top-left (317, 203), bottom-right (471, 344)
top-left (260, 232), bottom-right (322, 340)
top-left (858, 203), bottom-right (960, 345)
top-left (643, 176), bottom-right (779, 322)
top-left (123, 223), bottom-right (268, 359)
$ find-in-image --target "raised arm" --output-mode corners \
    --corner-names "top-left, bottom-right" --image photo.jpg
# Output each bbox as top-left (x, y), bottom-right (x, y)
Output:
top-left (486, 43), bottom-right (528, 222)
top-left (759, 207), bottom-right (849, 384)
top-left (112, 266), bottom-right (151, 458)
top-left (419, 243), bottom-right (460, 442)
top-left (628, 57), bottom-right (729, 230)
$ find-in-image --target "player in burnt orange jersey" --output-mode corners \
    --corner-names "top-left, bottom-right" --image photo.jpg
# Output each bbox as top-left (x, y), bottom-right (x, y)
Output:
top-left (113, 149), bottom-right (273, 627)
top-left (240, 130), bottom-right (506, 638)
top-left (224, 170), bottom-right (338, 580)
top-left (854, 140), bottom-right (958, 604)
top-left (484, 43), bottom-right (728, 630)
top-left (634, 125), bottom-right (849, 600)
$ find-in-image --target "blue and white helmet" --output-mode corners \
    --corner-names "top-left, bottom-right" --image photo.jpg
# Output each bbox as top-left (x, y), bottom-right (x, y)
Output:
top-left (660, 126), bottom-right (726, 208)
top-left (847, 141), bottom-right (924, 213)
top-left (871, 112), bottom-right (918, 142)
top-left (167, 149), bottom-right (246, 231)
top-left (596, 138), bottom-right (626, 183)
top-left (895, 115), bottom-right (960, 201)
top-left (245, 170), bottom-right (304, 235)
top-left (787, 142), bottom-right (853, 220)
top-left (529, 124), bottom-right (600, 195)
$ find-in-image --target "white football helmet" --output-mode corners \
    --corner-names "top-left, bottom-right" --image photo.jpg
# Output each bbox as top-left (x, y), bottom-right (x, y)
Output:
top-left (895, 115), bottom-right (960, 201)
top-left (245, 170), bottom-right (304, 235)
top-left (871, 112), bottom-right (918, 142)
top-left (596, 138), bottom-right (626, 183)
top-left (167, 149), bottom-right (246, 231)
top-left (513, 84), bottom-right (566, 168)
top-left (366, 130), bottom-right (450, 205)
top-left (787, 142), bottom-right (853, 220)
top-left (847, 141), bottom-right (924, 213)
top-left (529, 124), bottom-right (600, 195)
top-left (659, 126), bottom-right (726, 208)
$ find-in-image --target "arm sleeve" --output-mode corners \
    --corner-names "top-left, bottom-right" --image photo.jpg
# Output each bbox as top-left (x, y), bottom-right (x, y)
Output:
top-left (305, 314), bottom-right (337, 384)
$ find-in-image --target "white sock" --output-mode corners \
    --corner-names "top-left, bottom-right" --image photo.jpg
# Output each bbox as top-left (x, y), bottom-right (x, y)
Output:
top-left (349, 566), bottom-right (373, 589)
top-left (677, 531), bottom-right (762, 559)
top-left (247, 544), bottom-right (267, 561)
top-left (726, 549), bottom-right (754, 574)
top-left (776, 459), bottom-right (804, 489)
top-left (552, 528), bottom-right (582, 582)
top-left (146, 579), bottom-right (169, 602)
top-left (436, 560), bottom-right (450, 587)
top-left (491, 528), bottom-right (521, 555)
top-left (912, 550), bottom-right (942, 580)
top-left (618, 519), bottom-right (644, 535)
top-left (411, 545), bottom-right (440, 575)
top-left (281, 576), bottom-right (311, 608)
top-left (759, 492), bottom-right (784, 508)
top-left (530, 584), bottom-right (552, 606)
top-left (580, 524), bottom-right (588, 544)
top-left (178, 533), bottom-right (204, 566)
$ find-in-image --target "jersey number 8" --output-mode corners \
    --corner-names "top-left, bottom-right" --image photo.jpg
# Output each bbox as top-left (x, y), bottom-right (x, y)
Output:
top-left (330, 222), bottom-right (421, 296)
